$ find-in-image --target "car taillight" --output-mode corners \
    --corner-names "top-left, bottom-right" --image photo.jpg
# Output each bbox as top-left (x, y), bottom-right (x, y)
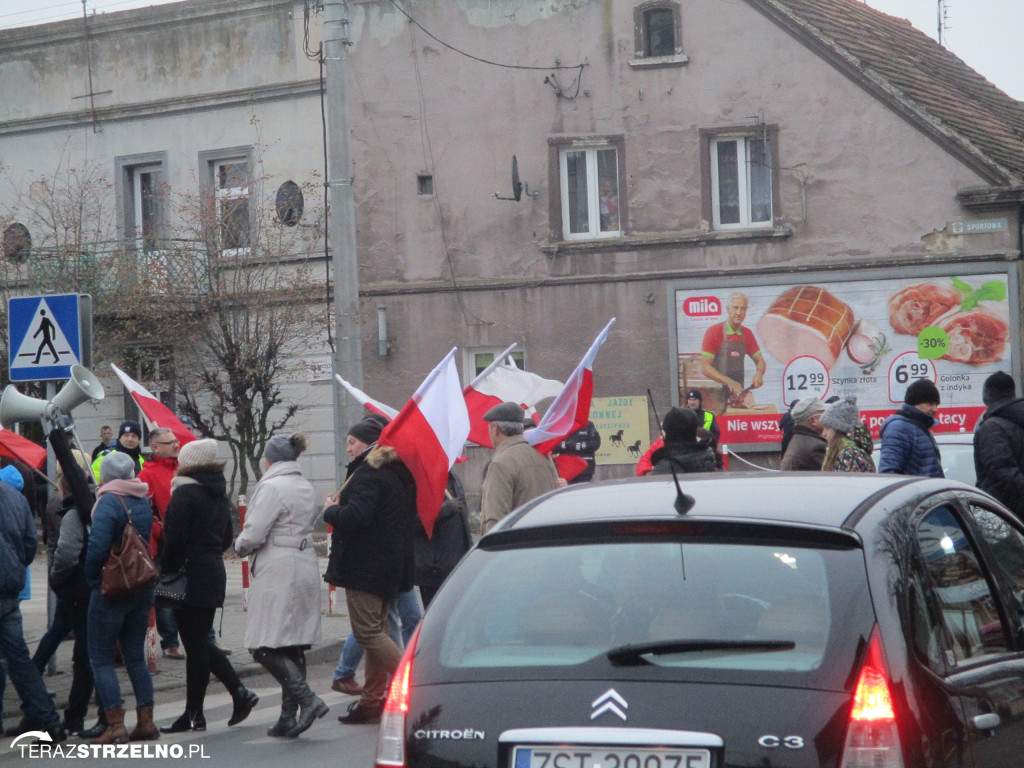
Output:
top-left (840, 626), bottom-right (904, 768)
top-left (375, 626), bottom-right (419, 768)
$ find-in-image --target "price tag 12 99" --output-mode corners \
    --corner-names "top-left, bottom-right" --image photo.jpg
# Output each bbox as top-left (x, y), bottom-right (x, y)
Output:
top-left (888, 351), bottom-right (937, 401)
top-left (783, 356), bottom-right (829, 406)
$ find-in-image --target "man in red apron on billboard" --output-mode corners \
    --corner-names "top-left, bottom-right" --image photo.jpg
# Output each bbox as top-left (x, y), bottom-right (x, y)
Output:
top-left (699, 292), bottom-right (767, 412)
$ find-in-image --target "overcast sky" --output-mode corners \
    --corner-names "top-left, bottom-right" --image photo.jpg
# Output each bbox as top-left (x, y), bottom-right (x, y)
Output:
top-left (0, 0), bottom-right (1020, 100)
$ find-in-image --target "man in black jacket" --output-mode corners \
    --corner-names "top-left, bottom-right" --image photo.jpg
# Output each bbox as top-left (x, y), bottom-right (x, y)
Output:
top-left (323, 417), bottom-right (417, 725)
top-left (0, 470), bottom-right (66, 742)
top-left (553, 421), bottom-right (602, 484)
top-left (974, 372), bottom-right (1024, 521)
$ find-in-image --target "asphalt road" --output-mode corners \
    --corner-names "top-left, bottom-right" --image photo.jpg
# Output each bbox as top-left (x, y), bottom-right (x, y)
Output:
top-left (0, 661), bottom-right (379, 766)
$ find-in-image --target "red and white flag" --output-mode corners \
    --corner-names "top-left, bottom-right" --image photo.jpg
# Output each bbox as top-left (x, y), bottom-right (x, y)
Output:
top-left (379, 348), bottom-right (470, 538)
top-left (0, 428), bottom-right (47, 470)
top-left (334, 373), bottom-right (399, 419)
top-left (110, 364), bottom-right (196, 446)
top-left (463, 344), bottom-right (564, 448)
top-left (525, 318), bottom-right (616, 455)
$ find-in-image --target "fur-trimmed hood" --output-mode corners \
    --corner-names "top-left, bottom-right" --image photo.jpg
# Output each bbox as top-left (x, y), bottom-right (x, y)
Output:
top-left (366, 444), bottom-right (403, 470)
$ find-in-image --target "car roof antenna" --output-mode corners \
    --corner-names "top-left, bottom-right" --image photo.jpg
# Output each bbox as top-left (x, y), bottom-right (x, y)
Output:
top-left (647, 388), bottom-right (695, 515)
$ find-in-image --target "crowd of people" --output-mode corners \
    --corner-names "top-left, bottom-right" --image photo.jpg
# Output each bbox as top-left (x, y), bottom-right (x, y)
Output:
top-left (1, 369), bottom-right (1021, 744)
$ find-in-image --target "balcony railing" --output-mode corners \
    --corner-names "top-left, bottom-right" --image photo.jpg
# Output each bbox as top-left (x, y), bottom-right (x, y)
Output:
top-left (3, 239), bottom-right (210, 302)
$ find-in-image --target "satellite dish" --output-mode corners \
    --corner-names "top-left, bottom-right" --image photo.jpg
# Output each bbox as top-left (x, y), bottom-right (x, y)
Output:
top-left (494, 155), bottom-right (532, 201)
top-left (2, 223), bottom-right (31, 263)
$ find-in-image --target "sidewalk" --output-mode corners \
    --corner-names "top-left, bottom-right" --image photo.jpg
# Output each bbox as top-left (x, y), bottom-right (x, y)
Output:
top-left (2, 553), bottom-right (352, 721)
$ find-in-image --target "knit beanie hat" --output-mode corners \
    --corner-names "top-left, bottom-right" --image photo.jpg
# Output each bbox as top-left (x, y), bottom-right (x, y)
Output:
top-left (790, 396), bottom-right (826, 423)
top-left (177, 438), bottom-right (218, 469)
top-left (686, 389), bottom-right (702, 402)
top-left (265, 433), bottom-right (308, 464)
top-left (119, 420), bottom-right (142, 438)
top-left (983, 371), bottom-right (1016, 406)
top-left (821, 395), bottom-right (861, 434)
top-left (662, 407), bottom-right (698, 442)
top-left (0, 465), bottom-right (25, 491)
top-left (904, 378), bottom-right (941, 406)
top-left (100, 451), bottom-right (136, 483)
top-left (348, 416), bottom-right (386, 445)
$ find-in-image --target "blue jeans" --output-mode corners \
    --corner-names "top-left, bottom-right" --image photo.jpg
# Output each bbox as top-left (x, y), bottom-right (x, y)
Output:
top-left (0, 597), bottom-right (60, 726)
top-left (333, 587), bottom-right (421, 680)
top-left (87, 588), bottom-right (155, 710)
top-left (156, 605), bottom-right (181, 650)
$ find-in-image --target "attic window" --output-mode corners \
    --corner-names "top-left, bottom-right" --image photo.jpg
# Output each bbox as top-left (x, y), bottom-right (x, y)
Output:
top-left (631, 1), bottom-right (688, 69)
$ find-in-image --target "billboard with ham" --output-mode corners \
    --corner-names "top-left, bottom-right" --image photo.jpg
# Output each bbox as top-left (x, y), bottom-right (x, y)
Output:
top-left (670, 264), bottom-right (1019, 448)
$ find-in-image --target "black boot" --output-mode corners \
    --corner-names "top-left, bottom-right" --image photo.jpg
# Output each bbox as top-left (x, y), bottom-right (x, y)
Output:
top-left (159, 710), bottom-right (206, 734)
top-left (267, 688), bottom-right (298, 739)
top-left (253, 647), bottom-right (328, 738)
top-left (79, 710), bottom-right (107, 740)
top-left (227, 686), bottom-right (259, 727)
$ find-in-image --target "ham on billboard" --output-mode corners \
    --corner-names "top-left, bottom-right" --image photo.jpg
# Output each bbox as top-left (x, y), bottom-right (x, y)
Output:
top-left (671, 267), bottom-right (1016, 446)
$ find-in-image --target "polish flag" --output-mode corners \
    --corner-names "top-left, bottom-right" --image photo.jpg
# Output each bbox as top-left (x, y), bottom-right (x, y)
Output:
top-left (526, 318), bottom-right (615, 455)
top-left (463, 344), bottom-right (564, 448)
top-left (379, 348), bottom-right (470, 537)
top-left (553, 454), bottom-right (589, 483)
top-left (110, 364), bottom-right (196, 446)
top-left (335, 373), bottom-right (399, 419)
top-left (0, 428), bottom-right (47, 470)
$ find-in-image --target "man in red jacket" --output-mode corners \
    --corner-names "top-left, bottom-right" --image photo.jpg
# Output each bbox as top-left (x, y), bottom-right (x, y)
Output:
top-left (138, 428), bottom-right (184, 660)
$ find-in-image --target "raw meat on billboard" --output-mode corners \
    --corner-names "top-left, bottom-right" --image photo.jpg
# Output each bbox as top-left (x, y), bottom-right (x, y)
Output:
top-left (755, 285), bottom-right (855, 368)
top-left (935, 303), bottom-right (1009, 365)
top-left (887, 282), bottom-right (960, 335)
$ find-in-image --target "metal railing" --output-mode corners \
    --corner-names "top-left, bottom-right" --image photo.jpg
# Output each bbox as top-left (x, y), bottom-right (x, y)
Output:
top-left (3, 239), bottom-right (211, 301)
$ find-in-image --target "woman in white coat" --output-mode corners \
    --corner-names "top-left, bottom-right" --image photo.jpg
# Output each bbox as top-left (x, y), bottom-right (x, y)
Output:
top-left (234, 433), bottom-right (327, 738)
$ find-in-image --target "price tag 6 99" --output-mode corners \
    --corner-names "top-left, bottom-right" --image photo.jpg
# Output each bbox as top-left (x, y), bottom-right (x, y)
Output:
top-left (888, 352), bottom-right (936, 402)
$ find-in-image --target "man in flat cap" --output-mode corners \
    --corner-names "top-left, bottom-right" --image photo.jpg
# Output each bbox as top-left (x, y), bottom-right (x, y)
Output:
top-left (779, 396), bottom-right (827, 471)
top-left (480, 402), bottom-right (559, 533)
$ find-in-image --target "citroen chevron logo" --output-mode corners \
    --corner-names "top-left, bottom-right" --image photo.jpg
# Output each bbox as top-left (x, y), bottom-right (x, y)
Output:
top-left (591, 689), bottom-right (628, 721)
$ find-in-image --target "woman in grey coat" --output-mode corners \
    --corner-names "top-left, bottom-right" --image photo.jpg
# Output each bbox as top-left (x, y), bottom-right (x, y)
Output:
top-left (234, 433), bottom-right (326, 738)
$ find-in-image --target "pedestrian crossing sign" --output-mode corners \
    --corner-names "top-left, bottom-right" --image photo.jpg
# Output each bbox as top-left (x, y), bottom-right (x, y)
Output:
top-left (7, 294), bottom-right (82, 381)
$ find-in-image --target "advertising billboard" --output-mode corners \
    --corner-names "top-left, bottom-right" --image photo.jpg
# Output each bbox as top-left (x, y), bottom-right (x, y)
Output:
top-left (671, 265), bottom-right (1018, 447)
top-left (589, 395), bottom-right (650, 465)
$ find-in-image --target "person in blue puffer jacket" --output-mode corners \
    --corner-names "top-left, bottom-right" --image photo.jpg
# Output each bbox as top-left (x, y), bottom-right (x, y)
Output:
top-left (878, 379), bottom-right (944, 478)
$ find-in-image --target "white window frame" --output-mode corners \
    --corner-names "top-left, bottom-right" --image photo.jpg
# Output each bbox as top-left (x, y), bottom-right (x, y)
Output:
top-left (558, 146), bottom-right (622, 241)
top-left (115, 152), bottom-right (170, 294)
top-left (130, 164), bottom-right (162, 253)
top-left (463, 347), bottom-right (526, 386)
top-left (214, 158), bottom-right (251, 256)
top-left (709, 135), bottom-right (773, 230)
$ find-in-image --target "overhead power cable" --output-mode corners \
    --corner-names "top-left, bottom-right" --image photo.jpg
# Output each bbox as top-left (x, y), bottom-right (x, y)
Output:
top-left (387, 0), bottom-right (585, 73)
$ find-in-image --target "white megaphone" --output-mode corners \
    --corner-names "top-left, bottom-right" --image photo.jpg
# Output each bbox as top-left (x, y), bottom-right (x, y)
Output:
top-left (0, 364), bottom-right (105, 428)
top-left (53, 365), bottom-right (105, 414)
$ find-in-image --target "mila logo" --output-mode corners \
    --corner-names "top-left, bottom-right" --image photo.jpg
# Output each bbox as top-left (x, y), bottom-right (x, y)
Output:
top-left (591, 689), bottom-right (628, 721)
top-left (682, 296), bottom-right (721, 318)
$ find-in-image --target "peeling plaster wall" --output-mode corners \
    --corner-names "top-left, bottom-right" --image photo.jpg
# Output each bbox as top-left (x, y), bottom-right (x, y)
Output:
top-left (348, 0), bottom-right (1003, 283)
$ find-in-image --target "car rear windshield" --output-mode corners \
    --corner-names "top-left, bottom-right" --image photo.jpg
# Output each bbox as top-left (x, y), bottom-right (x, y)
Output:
top-left (424, 530), bottom-right (871, 688)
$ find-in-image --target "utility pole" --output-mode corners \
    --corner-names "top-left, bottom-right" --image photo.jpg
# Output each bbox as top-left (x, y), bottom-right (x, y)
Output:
top-left (324, 0), bottom-right (364, 486)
